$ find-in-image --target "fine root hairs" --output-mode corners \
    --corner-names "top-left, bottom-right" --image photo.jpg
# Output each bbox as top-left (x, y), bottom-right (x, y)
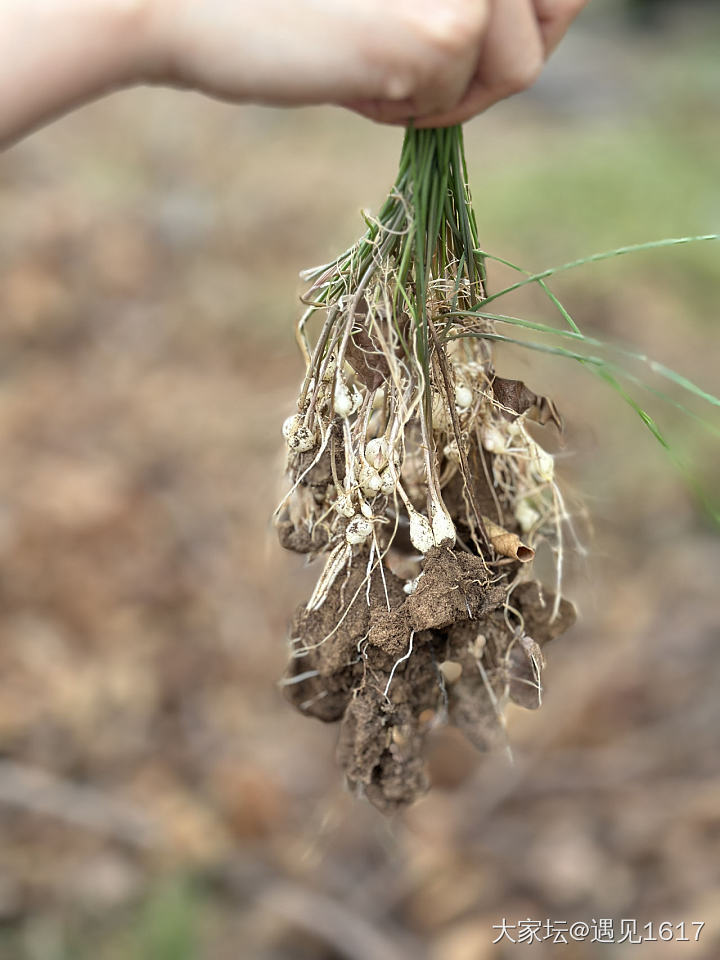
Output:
top-left (474, 647), bottom-right (514, 766)
top-left (383, 631), bottom-right (415, 701)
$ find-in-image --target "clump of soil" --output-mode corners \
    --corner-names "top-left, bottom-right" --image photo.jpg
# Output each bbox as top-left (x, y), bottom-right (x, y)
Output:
top-left (281, 526), bottom-right (575, 812)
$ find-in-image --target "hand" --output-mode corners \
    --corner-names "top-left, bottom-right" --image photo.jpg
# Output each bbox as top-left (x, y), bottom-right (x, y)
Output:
top-left (350, 0), bottom-right (591, 126)
top-left (149, 0), bottom-right (590, 126)
top-left (0, 0), bottom-right (590, 147)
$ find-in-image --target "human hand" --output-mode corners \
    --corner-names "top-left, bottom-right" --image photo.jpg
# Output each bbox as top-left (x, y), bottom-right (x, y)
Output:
top-left (148, 0), bottom-right (590, 125)
top-left (0, 0), bottom-right (590, 148)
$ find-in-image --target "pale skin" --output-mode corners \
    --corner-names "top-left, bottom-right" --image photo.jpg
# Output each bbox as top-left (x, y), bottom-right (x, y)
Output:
top-left (0, 0), bottom-right (590, 147)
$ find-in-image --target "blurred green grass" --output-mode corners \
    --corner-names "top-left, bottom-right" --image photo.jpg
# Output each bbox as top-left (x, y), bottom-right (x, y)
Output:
top-left (0, 879), bottom-right (200, 960)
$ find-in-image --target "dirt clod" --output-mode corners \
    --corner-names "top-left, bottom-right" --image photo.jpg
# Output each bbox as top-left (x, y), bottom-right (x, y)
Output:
top-left (281, 529), bottom-right (575, 810)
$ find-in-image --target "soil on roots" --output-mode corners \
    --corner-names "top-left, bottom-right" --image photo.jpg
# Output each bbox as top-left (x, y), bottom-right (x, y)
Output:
top-left (283, 543), bottom-right (575, 812)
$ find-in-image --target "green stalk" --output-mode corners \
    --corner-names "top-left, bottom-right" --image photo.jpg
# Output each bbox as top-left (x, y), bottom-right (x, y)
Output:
top-left (300, 125), bottom-right (717, 522)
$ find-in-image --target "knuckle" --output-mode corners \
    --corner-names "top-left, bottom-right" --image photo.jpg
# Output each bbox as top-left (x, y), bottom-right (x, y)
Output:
top-left (427, 2), bottom-right (488, 52)
top-left (377, 1), bottom-right (487, 103)
top-left (377, 62), bottom-right (418, 102)
top-left (408, 1), bottom-right (486, 59)
top-left (501, 55), bottom-right (544, 95)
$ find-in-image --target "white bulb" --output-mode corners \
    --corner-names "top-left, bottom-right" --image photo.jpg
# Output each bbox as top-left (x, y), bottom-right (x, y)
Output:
top-left (358, 463), bottom-right (382, 498)
top-left (531, 444), bottom-right (555, 483)
top-left (408, 509), bottom-right (435, 554)
top-left (282, 414), bottom-right (302, 440)
top-left (288, 425), bottom-right (315, 453)
top-left (360, 499), bottom-right (373, 519)
top-left (346, 516), bottom-right (373, 545)
top-left (379, 468), bottom-right (396, 496)
top-left (480, 423), bottom-right (506, 454)
top-left (431, 502), bottom-right (456, 546)
top-left (365, 437), bottom-right (389, 471)
top-left (334, 381), bottom-right (362, 418)
top-left (515, 499), bottom-right (541, 533)
top-left (455, 384), bottom-right (473, 411)
top-left (334, 382), bottom-right (353, 418)
top-left (334, 494), bottom-right (356, 518)
top-left (283, 413), bottom-right (316, 452)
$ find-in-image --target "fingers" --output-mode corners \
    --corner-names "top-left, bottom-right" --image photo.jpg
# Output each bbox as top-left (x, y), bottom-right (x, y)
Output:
top-left (370, 0), bottom-right (589, 129)
top-left (533, 0), bottom-right (590, 54)
top-left (475, 0), bottom-right (546, 98)
top-left (346, 1), bottom-right (489, 125)
top-left (343, 96), bottom-right (415, 125)
top-left (415, 0), bottom-right (545, 128)
top-left (411, 3), bottom-right (490, 116)
top-left (344, 0), bottom-right (589, 128)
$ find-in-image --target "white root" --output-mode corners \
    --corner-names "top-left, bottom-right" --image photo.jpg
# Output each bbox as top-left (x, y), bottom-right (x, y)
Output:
top-left (383, 631), bottom-right (415, 700)
top-left (306, 542), bottom-right (352, 613)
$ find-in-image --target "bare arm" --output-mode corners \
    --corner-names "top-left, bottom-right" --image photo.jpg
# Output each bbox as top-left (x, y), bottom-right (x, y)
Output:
top-left (0, 0), bottom-right (589, 147)
top-left (0, 1), bottom-right (155, 146)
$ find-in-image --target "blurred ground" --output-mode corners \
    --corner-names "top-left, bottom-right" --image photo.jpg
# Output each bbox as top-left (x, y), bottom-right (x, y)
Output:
top-left (0, 6), bottom-right (719, 960)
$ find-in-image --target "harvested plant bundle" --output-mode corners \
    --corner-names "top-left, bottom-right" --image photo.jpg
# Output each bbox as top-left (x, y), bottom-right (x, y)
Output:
top-left (275, 126), bottom-right (576, 811)
top-left (274, 126), bottom-right (719, 812)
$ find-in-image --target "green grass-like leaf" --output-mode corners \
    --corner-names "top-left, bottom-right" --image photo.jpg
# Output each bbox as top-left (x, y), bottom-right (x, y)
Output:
top-left (477, 235), bottom-right (720, 307)
top-left (448, 237), bottom-right (719, 522)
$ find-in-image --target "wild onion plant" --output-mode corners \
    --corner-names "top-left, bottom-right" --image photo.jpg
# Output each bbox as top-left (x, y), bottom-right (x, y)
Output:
top-left (275, 125), bottom-right (719, 810)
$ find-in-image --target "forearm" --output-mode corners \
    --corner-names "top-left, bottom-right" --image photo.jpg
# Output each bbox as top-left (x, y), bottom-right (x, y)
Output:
top-left (0, 0), bottom-right (153, 146)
